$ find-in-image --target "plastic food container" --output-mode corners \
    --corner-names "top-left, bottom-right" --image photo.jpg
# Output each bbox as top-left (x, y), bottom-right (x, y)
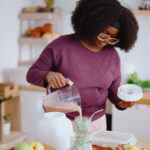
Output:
top-left (90, 130), bottom-right (137, 150)
top-left (117, 84), bottom-right (143, 102)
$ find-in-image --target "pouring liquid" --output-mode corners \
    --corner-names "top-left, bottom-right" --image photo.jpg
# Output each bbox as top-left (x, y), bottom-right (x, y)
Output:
top-left (43, 99), bottom-right (83, 120)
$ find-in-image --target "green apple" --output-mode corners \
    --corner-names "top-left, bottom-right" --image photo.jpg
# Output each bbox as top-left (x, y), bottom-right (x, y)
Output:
top-left (15, 143), bottom-right (32, 150)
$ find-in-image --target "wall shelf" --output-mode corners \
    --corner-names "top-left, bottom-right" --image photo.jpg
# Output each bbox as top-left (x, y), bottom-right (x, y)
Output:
top-left (133, 10), bottom-right (150, 15)
top-left (0, 87), bottom-right (27, 146)
top-left (19, 37), bottom-right (53, 45)
top-left (19, 12), bottom-right (61, 20)
top-left (18, 12), bottom-right (62, 66)
top-left (18, 60), bottom-right (36, 66)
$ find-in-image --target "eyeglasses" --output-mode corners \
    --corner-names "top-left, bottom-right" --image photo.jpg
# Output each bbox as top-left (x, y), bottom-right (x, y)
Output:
top-left (97, 33), bottom-right (119, 45)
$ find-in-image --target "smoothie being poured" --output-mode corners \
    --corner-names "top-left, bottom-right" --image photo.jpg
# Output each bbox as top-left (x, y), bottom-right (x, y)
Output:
top-left (37, 83), bottom-right (83, 119)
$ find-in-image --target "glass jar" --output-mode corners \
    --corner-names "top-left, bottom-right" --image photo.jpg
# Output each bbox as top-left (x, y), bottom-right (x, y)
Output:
top-left (70, 116), bottom-right (92, 150)
top-left (139, 0), bottom-right (150, 10)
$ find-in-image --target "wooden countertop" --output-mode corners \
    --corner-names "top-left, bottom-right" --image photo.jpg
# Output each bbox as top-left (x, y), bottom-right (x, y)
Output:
top-left (19, 85), bottom-right (150, 105)
top-left (136, 90), bottom-right (150, 105)
top-left (1, 140), bottom-right (149, 150)
top-left (19, 84), bottom-right (46, 92)
top-left (136, 141), bottom-right (150, 149)
top-left (45, 141), bottom-right (150, 150)
top-left (0, 132), bottom-right (27, 149)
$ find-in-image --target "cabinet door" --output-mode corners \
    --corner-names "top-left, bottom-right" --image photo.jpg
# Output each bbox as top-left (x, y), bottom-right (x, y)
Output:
top-left (20, 90), bottom-right (45, 141)
top-left (112, 104), bottom-right (150, 142)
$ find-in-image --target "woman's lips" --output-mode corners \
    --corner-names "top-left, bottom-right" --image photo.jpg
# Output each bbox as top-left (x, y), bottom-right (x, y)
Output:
top-left (98, 41), bottom-right (107, 47)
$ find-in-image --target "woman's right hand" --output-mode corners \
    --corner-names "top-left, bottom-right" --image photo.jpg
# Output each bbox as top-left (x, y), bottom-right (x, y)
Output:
top-left (45, 71), bottom-right (69, 88)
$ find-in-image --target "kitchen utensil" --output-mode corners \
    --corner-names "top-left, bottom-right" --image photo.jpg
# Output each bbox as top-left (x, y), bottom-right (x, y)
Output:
top-left (37, 79), bottom-right (81, 114)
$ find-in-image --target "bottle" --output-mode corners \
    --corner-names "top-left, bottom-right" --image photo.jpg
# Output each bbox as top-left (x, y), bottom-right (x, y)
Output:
top-left (36, 112), bottom-right (74, 150)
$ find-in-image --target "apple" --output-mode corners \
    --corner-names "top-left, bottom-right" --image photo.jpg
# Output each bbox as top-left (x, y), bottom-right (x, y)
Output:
top-left (29, 142), bottom-right (44, 150)
top-left (127, 146), bottom-right (139, 150)
top-left (15, 143), bottom-right (32, 150)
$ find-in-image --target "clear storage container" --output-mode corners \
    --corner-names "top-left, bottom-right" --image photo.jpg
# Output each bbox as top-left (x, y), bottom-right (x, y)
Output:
top-left (91, 130), bottom-right (137, 150)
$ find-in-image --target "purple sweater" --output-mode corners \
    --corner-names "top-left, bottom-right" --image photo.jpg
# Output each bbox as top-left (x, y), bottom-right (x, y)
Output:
top-left (26, 34), bottom-right (121, 121)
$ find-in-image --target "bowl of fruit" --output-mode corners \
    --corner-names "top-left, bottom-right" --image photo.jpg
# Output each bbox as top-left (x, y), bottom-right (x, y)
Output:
top-left (0, 142), bottom-right (55, 150)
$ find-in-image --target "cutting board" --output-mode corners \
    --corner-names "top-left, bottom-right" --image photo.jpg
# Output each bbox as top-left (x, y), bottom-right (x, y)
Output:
top-left (44, 144), bottom-right (56, 150)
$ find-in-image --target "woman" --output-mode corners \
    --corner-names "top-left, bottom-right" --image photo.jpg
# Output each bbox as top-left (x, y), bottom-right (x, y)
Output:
top-left (26, 0), bottom-right (138, 131)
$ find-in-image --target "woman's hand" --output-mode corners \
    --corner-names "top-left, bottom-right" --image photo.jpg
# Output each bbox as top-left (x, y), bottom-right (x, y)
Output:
top-left (117, 100), bottom-right (135, 109)
top-left (45, 71), bottom-right (69, 88)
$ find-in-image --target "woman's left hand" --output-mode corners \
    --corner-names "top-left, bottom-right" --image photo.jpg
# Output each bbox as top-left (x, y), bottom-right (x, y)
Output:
top-left (117, 100), bottom-right (135, 109)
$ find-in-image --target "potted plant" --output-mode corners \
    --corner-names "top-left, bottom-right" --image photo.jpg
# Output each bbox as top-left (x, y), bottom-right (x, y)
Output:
top-left (2, 112), bottom-right (12, 135)
top-left (43, 0), bottom-right (55, 12)
top-left (0, 96), bottom-right (12, 135)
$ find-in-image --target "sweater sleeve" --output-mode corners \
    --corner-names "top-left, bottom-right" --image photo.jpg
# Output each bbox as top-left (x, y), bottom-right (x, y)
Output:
top-left (26, 47), bottom-right (54, 88)
top-left (108, 51), bottom-right (122, 107)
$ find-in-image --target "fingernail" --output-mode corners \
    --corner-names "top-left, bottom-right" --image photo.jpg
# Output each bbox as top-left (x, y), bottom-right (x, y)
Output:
top-left (66, 81), bottom-right (70, 85)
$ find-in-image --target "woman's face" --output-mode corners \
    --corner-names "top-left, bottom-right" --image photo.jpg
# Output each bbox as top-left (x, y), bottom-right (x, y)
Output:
top-left (94, 26), bottom-right (119, 49)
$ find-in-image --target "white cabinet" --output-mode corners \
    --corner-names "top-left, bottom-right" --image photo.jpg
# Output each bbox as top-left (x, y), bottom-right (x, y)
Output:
top-left (20, 90), bottom-right (45, 141)
top-left (112, 104), bottom-right (150, 142)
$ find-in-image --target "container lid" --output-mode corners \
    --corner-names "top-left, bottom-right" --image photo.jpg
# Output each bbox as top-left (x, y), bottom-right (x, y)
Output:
top-left (117, 84), bottom-right (143, 102)
top-left (91, 130), bottom-right (137, 146)
top-left (66, 78), bottom-right (74, 86)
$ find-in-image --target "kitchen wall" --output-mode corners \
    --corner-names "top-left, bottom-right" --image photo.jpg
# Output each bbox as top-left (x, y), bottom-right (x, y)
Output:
top-left (0, 0), bottom-right (35, 81)
top-left (1, 0), bottom-right (150, 108)
top-left (118, 15), bottom-right (150, 81)
top-left (33, 0), bottom-right (141, 13)
top-left (0, 0), bottom-right (150, 82)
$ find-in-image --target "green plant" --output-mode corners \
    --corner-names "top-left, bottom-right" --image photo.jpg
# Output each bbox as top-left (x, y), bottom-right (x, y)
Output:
top-left (126, 72), bottom-right (150, 88)
top-left (43, 0), bottom-right (55, 7)
top-left (0, 96), bottom-right (12, 104)
top-left (3, 112), bottom-right (12, 122)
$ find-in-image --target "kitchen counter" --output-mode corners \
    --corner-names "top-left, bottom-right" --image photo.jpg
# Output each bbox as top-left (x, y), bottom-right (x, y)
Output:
top-left (19, 84), bottom-right (46, 92)
top-left (1, 141), bottom-right (150, 150)
top-left (44, 141), bottom-right (150, 150)
top-left (136, 141), bottom-right (150, 149)
top-left (45, 141), bottom-right (150, 150)
top-left (19, 85), bottom-right (150, 105)
top-left (136, 90), bottom-right (150, 105)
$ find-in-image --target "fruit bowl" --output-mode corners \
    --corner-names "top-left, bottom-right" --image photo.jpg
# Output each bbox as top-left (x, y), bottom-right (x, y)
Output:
top-left (6, 142), bottom-right (56, 150)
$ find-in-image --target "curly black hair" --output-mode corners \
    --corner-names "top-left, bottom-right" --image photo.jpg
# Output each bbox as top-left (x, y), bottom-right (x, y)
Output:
top-left (71, 0), bottom-right (139, 52)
